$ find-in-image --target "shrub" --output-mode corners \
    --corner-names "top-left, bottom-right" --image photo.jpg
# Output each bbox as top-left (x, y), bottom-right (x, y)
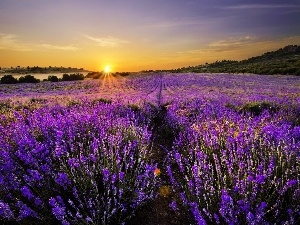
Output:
top-left (166, 100), bottom-right (300, 224)
top-left (1, 75), bottom-right (18, 84)
top-left (0, 103), bottom-right (159, 224)
top-left (92, 98), bottom-right (112, 105)
top-left (239, 101), bottom-right (278, 116)
top-left (85, 72), bottom-right (102, 79)
top-left (47, 76), bottom-right (59, 82)
top-left (62, 73), bottom-right (84, 81)
top-left (18, 75), bottom-right (40, 83)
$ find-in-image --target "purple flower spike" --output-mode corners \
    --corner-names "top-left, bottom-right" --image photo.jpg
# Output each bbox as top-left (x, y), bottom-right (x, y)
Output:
top-left (55, 172), bottom-right (70, 188)
top-left (21, 186), bottom-right (34, 200)
top-left (102, 168), bottom-right (110, 182)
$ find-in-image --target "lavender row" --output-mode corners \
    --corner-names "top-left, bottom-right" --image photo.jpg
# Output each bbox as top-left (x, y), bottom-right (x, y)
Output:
top-left (1, 73), bottom-right (300, 107)
top-left (1, 73), bottom-right (300, 224)
top-left (165, 98), bottom-right (300, 224)
top-left (0, 101), bottom-right (160, 224)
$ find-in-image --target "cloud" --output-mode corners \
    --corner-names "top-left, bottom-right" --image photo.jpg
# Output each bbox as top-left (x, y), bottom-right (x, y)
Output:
top-left (83, 35), bottom-right (130, 47)
top-left (39, 44), bottom-right (79, 51)
top-left (0, 33), bottom-right (79, 51)
top-left (177, 36), bottom-right (257, 54)
top-left (224, 4), bottom-right (300, 10)
top-left (176, 35), bottom-right (300, 62)
top-left (208, 36), bottom-right (257, 48)
top-left (147, 20), bottom-right (208, 28)
top-left (0, 33), bottom-right (32, 51)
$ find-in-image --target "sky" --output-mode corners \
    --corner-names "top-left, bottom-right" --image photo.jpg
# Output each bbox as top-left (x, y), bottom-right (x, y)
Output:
top-left (0, 0), bottom-right (300, 72)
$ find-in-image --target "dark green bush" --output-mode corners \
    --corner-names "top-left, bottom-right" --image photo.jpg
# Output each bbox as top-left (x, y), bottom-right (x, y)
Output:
top-left (47, 75), bottom-right (59, 82)
top-left (18, 75), bottom-right (40, 83)
top-left (1, 75), bottom-right (18, 84)
top-left (239, 101), bottom-right (278, 116)
top-left (92, 98), bottom-right (112, 105)
top-left (62, 73), bottom-right (84, 81)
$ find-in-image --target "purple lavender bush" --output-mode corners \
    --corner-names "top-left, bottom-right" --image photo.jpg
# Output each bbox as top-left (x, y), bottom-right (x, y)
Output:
top-left (0, 101), bottom-right (159, 224)
top-left (1, 72), bottom-right (300, 224)
top-left (166, 98), bottom-right (300, 224)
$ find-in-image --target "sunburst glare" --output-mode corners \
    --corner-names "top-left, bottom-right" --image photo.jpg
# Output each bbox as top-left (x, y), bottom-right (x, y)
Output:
top-left (104, 65), bottom-right (111, 73)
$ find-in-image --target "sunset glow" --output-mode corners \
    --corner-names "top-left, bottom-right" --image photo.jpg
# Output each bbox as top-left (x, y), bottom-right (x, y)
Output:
top-left (104, 65), bottom-right (111, 73)
top-left (0, 0), bottom-right (299, 71)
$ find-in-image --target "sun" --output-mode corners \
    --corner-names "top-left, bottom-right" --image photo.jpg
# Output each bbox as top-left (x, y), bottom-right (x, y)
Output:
top-left (104, 65), bottom-right (111, 73)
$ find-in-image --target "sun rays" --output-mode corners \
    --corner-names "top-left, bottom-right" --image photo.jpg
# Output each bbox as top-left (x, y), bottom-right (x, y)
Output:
top-left (98, 70), bottom-right (127, 94)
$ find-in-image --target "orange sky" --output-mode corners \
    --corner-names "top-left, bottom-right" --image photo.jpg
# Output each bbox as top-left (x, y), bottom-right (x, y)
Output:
top-left (1, 0), bottom-right (300, 72)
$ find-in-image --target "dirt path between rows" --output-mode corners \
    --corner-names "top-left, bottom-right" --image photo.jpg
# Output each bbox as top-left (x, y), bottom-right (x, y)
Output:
top-left (129, 75), bottom-right (194, 225)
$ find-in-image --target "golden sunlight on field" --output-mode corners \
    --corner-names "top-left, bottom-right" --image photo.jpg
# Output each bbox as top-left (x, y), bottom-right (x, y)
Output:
top-left (98, 72), bottom-right (127, 93)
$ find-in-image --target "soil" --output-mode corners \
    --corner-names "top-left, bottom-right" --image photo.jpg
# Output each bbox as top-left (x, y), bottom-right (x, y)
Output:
top-left (128, 104), bottom-right (194, 225)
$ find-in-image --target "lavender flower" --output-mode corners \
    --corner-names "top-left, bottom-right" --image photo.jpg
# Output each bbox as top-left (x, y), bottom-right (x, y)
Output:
top-left (1, 73), bottom-right (299, 224)
top-left (169, 201), bottom-right (178, 211)
top-left (21, 186), bottom-right (34, 200)
top-left (55, 172), bottom-right (70, 188)
top-left (0, 200), bottom-right (14, 219)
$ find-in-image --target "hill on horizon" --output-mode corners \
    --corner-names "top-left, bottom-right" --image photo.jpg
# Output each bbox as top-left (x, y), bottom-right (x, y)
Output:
top-left (168, 45), bottom-right (300, 75)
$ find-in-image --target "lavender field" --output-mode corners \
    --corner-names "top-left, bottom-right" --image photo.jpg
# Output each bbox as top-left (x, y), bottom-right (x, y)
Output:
top-left (0, 73), bottom-right (300, 224)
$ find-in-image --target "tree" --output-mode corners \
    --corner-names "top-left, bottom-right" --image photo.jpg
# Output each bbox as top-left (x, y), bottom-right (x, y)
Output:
top-left (1, 75), bottom-right (18, 84)
top-left (69, 73), bottom-right (84, 80)
top-left (18, 75), bottom-right (40, 83)
top-left (47, 75), bottom-right (59, 82)
top-left (62, 73), bottom-right (84, 81)
top-left (62, 74), bottom-right (70, 81)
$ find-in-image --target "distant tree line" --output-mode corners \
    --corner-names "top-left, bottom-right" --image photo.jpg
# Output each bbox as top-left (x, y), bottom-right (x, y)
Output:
top-left (1, 71), bottom-right (131, 84)
top-left (162, 45), bottom-right (300, 76)
top-left (0, 73), bottom-right (85, 84)
top-left (171, 59), bottom-right (300, 75)
top-left (2, 66), bottom-right (86, 74)
top-left (60, 73), bottom-right (84, 81)
top-left (0, 75), bottom-right (40, 84)
top-left (85, 72), bottom-right (102, 79)
top-left (45, 73), bottom-right (84, 82)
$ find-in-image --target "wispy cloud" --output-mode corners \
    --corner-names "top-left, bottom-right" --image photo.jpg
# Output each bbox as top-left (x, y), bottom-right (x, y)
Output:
top-left (39, 44), bottom-right (79, 51)
top-left (208, 36), bottom-right (257, 48)
top-left (0, 33), bottom-right (32, 51)
top-left (143, 16), bottom-right (223, 29)
top-left (148, 20), bottom-right (208, 28)
top-left (224, 4), bottom-right (300, 10)
top-left (177, 36), bottom-right (257, 54)
top-left (176, 35), bottom-right (300, 63)
top-left (83, 35), bottom-right (130, 47)
top-left (0, 33), bottom-right (79, 51)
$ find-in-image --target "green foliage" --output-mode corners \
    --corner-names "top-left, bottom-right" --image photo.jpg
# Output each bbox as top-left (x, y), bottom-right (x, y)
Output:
top-left (128, 104), bottom-right (140, 112)
top-left (225, 103), bottom-right (238, 111)
top-left (115, 72), bottom-right (131, 76)
top-left (238, 101), bottom-right (278, 116)
top-left (170, 45), bottom-right (300, 75)
top-left (1, 75), bottom-right (18, 84)
top-left (3, 66), bottom-right (86, 74)
top-left (0, 100), bottom-right (11, 114)
top-left (280, 104), bottom-right (300, 126)
top-left (85, 72), bottom-right (102, 79)
top-left (47, 75), bottom-right (59, 82)
top-left (18, 75), bottom-right (40, 83)
top-left (30, 98), bottom-right (47, 104)
top-left (92, 98), bottom-right (112, 105)
top-left (67, 100), bottom-right (82, 106)
top-left (62, 73), bottom-right (84, 81)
